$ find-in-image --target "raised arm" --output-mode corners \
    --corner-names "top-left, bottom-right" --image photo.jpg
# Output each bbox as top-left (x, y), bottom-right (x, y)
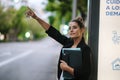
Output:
top-left (26, 7), bottom-right (72, 46)
top-left (26, 7), bottom-right (50, 30)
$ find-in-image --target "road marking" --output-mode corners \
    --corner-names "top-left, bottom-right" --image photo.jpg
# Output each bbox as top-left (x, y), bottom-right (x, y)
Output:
top-left (0, 50), bottom-right (33, 68)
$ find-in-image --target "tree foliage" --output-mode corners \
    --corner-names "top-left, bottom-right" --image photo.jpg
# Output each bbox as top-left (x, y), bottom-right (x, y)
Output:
top-left (0, 6), bottom-right (16, 40)
top-left (45, 0), bottom-right (87, 29)
top-left (0, 5), bottom-right (46, 41)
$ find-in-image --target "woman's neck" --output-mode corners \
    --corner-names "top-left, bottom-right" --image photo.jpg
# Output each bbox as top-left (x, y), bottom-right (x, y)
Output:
top-left (71, 37), bottom-right (82, 48)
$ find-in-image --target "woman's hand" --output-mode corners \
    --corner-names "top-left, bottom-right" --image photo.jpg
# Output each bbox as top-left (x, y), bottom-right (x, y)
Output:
top-left (26, 7), bottom-right (38, 19)
top-left (60, 60), bottom-right (74, 75)
top-left (60, 60), bottom-right (69, 71)
top-left (25, 7), bottom-right (50, 30)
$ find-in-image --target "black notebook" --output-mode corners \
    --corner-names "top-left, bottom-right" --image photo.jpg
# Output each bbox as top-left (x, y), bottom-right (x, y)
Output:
top-left (62, 48), bottom-right (82, 79)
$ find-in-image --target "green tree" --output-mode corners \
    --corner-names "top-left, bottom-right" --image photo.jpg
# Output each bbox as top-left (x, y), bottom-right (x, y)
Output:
top-left (10, 6), bottom-right (46, 41)
top-left (45, 0), bottom-right (87, 29)
top-left (0, 6), bottom-right (16, 41)
top-left (26, 19), bottom-right (47, 40)
top-left (10, 6), bottom-right (26, 40)
top-left (0, 5), bottom-right (46, 42)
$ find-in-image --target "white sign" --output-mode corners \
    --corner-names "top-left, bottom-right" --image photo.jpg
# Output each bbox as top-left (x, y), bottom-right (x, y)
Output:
top-left (98, 0), bottom-right (120, 80)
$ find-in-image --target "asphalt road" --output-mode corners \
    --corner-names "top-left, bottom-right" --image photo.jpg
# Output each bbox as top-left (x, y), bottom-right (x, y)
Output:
top-left (0, 37), bottom-right (62, 80)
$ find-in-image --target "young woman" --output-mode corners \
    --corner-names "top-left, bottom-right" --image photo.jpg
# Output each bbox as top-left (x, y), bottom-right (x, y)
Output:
top-left (26, 7), bottom-right (91, 80)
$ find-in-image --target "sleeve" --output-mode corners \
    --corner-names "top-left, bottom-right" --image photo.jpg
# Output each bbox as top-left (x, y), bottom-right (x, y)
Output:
top-left (46, 26), bottom-right (71, 45)
top-left (57, 50), bottom-right (62, 79)
top-left (74, 46), bottom-right (91, 79)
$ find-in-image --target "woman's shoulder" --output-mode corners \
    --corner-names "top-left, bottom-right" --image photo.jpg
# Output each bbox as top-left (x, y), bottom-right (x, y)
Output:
top-left (80, 43), bottom-right (91, 53)
top-left (84, 44), bottom-right (91, 50)
top-left (85, 44), bottom-right (90, 49)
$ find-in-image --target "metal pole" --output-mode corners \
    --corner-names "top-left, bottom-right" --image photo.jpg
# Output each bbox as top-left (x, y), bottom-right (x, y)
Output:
top-left (72, 0), bottom-right (77, 19)
top-left (88, 0), bottom-right (100, 80)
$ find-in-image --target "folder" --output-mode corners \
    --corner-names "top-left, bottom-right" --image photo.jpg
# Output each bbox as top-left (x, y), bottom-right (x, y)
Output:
top-left (62, 48), bottom-right (82, 79)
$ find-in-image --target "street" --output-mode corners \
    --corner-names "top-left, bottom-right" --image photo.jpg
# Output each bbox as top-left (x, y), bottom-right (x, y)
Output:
top-left (0, 37), bottom-right (62, 80)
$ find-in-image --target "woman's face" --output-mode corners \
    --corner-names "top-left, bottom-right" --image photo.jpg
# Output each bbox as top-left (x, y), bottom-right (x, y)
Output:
top-left (68, 22), bottom-right (84, 39)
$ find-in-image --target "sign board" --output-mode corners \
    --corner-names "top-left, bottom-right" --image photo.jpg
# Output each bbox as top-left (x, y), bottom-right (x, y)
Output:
top-left (98, 0), bottom-right (120, 80)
